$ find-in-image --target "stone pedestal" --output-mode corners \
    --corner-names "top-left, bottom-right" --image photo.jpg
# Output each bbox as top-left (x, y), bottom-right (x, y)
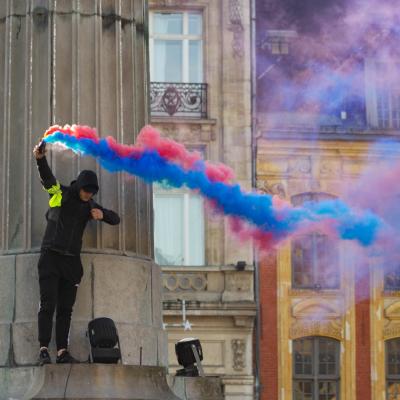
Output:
top-left (0, 253), bottom-right (166, 368)
top-left (168, 376), bottom-right (224, 400)
top-left (0, 365), bottom-right (181, 400)
top-left (0, 2), bottom-right (172, 399)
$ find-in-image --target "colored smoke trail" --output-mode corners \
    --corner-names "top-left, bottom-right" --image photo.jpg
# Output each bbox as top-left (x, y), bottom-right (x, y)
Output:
top-left (257, 0), bottom-right (400, 122)
top-left (42, 124), bottom-right (384, 249)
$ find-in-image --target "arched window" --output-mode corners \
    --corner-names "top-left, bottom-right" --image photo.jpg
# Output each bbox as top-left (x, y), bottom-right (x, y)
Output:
top-left (293, 337), bottom-right (340, 400)
top-left (386, 338), bottom-right (400, 399)
top-left (384, 267), bottom-right (400, 291)
top-left (291, 193), bottom-right (340, 290)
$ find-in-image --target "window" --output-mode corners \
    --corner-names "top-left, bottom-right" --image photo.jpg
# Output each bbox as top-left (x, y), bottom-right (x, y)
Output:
top-left (365, 60), bottom-right (400, 129)
top-left (291, 193), bottom-right (340, 290)
top-left (293, 337), bottom-right (340, 400)
top-left (150, 11), bottom-right (203, 83)
top-left (387, 339), bottom-right (400, 399)
top-left (153, 185), bottom-right (205, 266)
top-left (384, 266), bottom-right (400, 291)
top-left (261, 30), bottom-right (297, 55)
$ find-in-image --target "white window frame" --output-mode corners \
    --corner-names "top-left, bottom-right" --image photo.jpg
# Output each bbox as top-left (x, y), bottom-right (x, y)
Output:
top-left (153, 186), bottom-right (205, 266)
top-left (149, 10), bottom-right (203, 83)
top-left (365, 58), bottom-right (400, 129)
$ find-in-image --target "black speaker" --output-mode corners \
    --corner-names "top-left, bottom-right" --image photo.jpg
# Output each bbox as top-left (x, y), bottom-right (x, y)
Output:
top-left (175, 338), bottom-right (204, 377)
top-left (87, 317), bottom-right (121, 364)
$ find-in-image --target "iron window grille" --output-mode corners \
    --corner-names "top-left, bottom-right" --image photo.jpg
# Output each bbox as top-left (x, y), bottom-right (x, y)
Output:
top-left (150, 82), bottom-right (207, 118)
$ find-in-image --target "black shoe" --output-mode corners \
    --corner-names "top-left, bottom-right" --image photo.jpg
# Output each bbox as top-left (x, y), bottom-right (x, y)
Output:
top-left (38, 348), bottom-right (52, 366)
top-left (56, 350), bottom-right (80, 364)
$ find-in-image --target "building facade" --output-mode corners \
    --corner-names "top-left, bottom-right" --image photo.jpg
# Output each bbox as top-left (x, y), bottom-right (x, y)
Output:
top-left (256, 1), bottom-right (400, 400)
top-left (148, 1), bottom-right (255, 399)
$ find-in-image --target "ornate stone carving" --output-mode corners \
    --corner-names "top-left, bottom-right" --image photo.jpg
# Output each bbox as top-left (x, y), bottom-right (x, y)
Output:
top-left (151, 122), bottom-right (215, 143)
top-left (383, 291), bottom-right (400, 298)
top-left (288, 157), bottom-right (311, 175)
top-left (292, 298), bottom-right (342, 319)
top-left (225, 272), bottom-right (251, 292)
top-left (289, 288), bottom-right (343, 297)
top-left (384, 322), bottom-right (400, 340)
top-left (385, 301), bottom-right (400, 320)
top-left (150, 0), bottom-right (188, 6)
top-left (231, 339), bottom-right (246, 371)
top-left (163, 273), bottom-right (208, 292)
top-left (290, 298), bottom-right (343, 340)
top-left (290, 320), bottom-right (343, 340)
top-left (320, 159), bottom-right (342, 177)
top-left (256, 179), bottom-right (286, 199)
top-left (228, 0), bottom-right (244, 58)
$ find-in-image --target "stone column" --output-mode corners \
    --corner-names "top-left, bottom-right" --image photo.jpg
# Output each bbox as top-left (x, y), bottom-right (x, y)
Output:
top-left (0, 0), bottom-right (166, 375)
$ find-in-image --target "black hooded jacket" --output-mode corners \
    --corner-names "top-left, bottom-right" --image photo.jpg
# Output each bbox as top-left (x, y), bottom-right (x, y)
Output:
top-left (37, 157), bottom-right (120, 255)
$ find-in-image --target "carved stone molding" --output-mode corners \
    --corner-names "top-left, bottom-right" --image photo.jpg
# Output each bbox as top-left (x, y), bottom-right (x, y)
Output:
top-left (256, 179), bottom-right (286, 199)
top-left (383, 291), bottom-right (400, 298)
top-left (288, 157), bottom-right (311, 175)
top-left (290, 320), bottom-right (343, 340)
top-left (289, 289), bottom-right (343, 297)
top-left (384, 322), bottom-right (400, 340)
top-left (151, 122), bottom-right (216, 143)
top-left (233, 316), bottom-right (254, 328)
top-left (292, 298), bottom-right (342, 320)
top-left (225, 272), bottom-right (252, 292)
top-left (320, 159), bottom-right (342, 177)
top-left (290, 298), bottom-right (343, 340)
top-left (231, 339), bottom-right (246, 371)
top-left (163, 273), bottom-right (208, 292)
top-left (227, 0), bottom-right (244, 58)
top-left (222, 271), bottom-right (254, 302)
top-left (150, 0), bottom-right (189, 6)
top-left (385, 301), bottom-right (400, 320)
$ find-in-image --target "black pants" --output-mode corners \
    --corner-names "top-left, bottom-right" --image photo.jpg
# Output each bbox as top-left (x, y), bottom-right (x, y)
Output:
top-left (37, 250), bottom-right (83, 350)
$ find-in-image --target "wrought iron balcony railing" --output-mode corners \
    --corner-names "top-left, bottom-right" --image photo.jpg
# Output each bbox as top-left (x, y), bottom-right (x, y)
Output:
top-left (150, 82), bottom-right (207, 119)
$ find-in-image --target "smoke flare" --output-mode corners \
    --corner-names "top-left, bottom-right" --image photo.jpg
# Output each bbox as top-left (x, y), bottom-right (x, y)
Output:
top-left (42, 124), bottom-right (383, 249)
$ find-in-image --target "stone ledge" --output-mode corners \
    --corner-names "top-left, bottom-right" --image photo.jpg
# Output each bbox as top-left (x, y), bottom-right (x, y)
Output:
top-left (168, 376), bottom-right (224, 400)
top-left (0, 365), bottom-right (181, 400)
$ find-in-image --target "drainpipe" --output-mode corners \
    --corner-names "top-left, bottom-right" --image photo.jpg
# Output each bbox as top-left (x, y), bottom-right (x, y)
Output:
top-left (250, 0), bottom-right (261, 399)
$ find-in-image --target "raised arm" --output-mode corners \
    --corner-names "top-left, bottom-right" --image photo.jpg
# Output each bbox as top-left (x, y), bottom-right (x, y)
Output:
top-left (33, 144), bottom-right (57, 189)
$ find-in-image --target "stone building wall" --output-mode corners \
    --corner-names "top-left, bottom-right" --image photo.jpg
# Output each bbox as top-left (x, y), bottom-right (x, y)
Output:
top-left (149, 0), bottom-right (255, 399)
top-left (256, 134), bottom-right (400, 400)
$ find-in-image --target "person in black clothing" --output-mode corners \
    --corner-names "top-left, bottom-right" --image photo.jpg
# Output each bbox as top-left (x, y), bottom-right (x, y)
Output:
top-left (33, 142), bottom-right (120, 366)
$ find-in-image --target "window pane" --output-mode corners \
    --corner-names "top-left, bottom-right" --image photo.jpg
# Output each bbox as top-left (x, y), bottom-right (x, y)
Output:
top-left (387, 339), bottom-right (400, 377)
top-left (318, 381), bottom-right (338, 400)
top-left (189, 40), bottom-right (203, 83)
top-left (375, 62), bottom-right (400, 129)
top-left (154, 13), bottom-right (182, 35)
top-left (154, 40), bottom-right (182, 82)
top-left (188, 194), bottom-right (205, 265)
top-left (293, 380), bottom-right (313, 400)
top-left (315, 234), bottom-right (339, 289)
top-left (385, 266), bottom-right (400, 291)
top-left (319, 338), bottom-right (337, 376)
top-left (292, 235), bottom-right (314, 288)
top-left (294, 338), bottom-right (313, 376)
top-left (154, 195), bottom-right (183, 265)
top-left (189, 13), bottom-right (202, 35)
top-left (392, 93), bottom-right (400, 128)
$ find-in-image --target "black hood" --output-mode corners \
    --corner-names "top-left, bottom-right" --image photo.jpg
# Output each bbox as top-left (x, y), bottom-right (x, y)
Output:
top-left (74, 170), bottom-right (99, 192)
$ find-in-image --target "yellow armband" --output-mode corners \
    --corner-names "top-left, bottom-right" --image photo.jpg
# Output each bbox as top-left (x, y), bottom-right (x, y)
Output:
top-left (44, 181), bottom-right (63, 207)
